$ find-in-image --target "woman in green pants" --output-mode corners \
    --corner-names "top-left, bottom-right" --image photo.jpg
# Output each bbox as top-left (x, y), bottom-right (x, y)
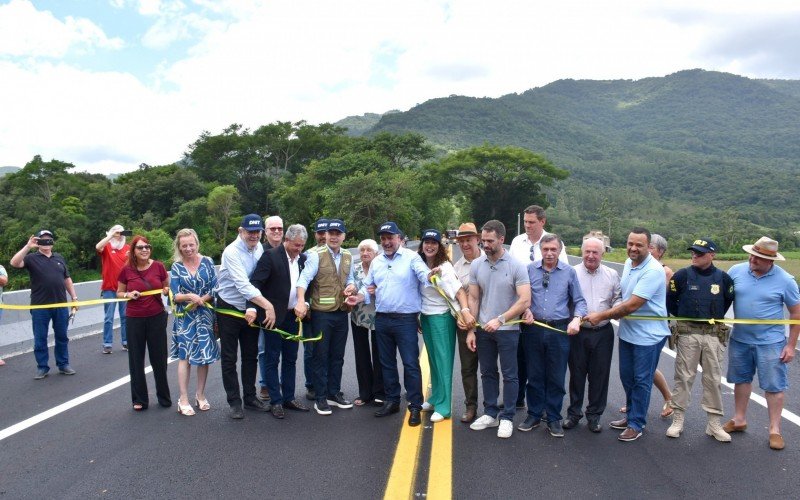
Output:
top-left (418, 229), bottom-right (472, 422)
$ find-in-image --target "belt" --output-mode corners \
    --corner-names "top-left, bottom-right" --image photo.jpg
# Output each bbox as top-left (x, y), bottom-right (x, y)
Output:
top-left (580, 323), bottom-right (611, 331)
top-left (540, 318), bottom-right (570, 326)
top-left (376, 312), bottom-right (418, 319)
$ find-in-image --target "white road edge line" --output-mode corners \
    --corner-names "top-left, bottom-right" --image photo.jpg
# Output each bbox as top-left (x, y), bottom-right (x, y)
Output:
top-left (610, 319), bottom-right (800, 428)
top-left (0, 359), bottom-right (175, 442)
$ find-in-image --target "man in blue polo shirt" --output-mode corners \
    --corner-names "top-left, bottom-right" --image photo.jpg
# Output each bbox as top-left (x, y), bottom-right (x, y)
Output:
top-left (585, 227), bottom-right (670, 442)
top-left (724, 236), bottom-right (800, 451)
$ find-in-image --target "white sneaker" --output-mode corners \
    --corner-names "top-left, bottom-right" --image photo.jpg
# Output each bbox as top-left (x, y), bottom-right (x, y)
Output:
top-left (497, 419), bottom-right (513, 438)
top-left (430, 412), bottom-right (444, 422)
top-left (421, 402), bottom-right (433, 411)
top-left (470, 414), bottom-right (499, 430)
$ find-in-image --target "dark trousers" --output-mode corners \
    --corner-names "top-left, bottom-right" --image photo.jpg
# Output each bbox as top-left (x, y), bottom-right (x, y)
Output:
top-left (457, 328), bottom-right (479, 410)
top-left (126, 311), bottom-right (170, 408)
top-left (517, 342), bottom-right (527, 406)
top-left (375, 313), bottom-right (423, 409)
top-left (217, 300), bottom-right (259, 407)
top-left (310, 310), bottom-right (349, 400)
top-left (521, 321), bottom-right (570, 422)
top-left (352, 321), bottom-right (385, 402)
top-left (263, 311), bottom-right (300, 405)
top-left (31, 308), bottom-right (70, 371)
top-left (475, 327), bottom-right (519, 421)
top-left (567, 324), bottom-right (615, 421)
top-left (303, 318), bottom-right (314, 390)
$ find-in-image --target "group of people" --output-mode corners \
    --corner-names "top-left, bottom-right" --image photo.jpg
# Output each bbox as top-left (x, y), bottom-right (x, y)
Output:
top-left (4, 204), bottom-right (799, 451)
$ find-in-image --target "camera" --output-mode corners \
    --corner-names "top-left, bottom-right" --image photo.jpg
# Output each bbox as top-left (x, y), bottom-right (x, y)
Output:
top-left (36, 238), bottom-right (55, 246)
top-left (120, 230), bottom-right (133, 236)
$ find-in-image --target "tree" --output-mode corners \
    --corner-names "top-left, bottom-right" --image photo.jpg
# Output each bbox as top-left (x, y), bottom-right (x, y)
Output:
top-left (430, 144), bottom-right (569, 232)
top-left (207, 185), bottom-right (240, 249)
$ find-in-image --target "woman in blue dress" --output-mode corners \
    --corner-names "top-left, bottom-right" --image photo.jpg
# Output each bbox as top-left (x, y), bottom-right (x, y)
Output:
top-left (170, 228), bottom-right (219, 416)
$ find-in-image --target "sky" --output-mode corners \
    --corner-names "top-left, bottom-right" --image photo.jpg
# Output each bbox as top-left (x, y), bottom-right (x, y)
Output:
top-left (1, 0), bottom-right (799, 174)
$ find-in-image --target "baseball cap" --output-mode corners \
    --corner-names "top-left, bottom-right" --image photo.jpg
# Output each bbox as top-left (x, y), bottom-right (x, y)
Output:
top-left (687, 238), bottom-right (717, 254)
top-left (327, 219), bottom-right (347, 233)
top-left (421, 229), bottom-right (442, 243)
top-left (378, 221), bottom-right (401, 235)
top-left (314, 218), bottom-right (329, 233)
top-left (241, 214), bottom-right (265, 231)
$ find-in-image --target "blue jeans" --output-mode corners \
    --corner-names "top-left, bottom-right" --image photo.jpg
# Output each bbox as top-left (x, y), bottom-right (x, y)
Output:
top-left (310, 310), bottom-right (349, 400)
top-left (263, 312), bottom-right (300, 405)
top-left (476, 327), bottom-right (519, 421)
top-left (618, 336), bottom-right (668, 432)
top-left (102, 290), bottom-right (127, 347)
top-left (303, 320), bottom-right (314, 390)
top-left (375, 313), bottom-right (423, 408)
top-left (31, 307), bottom-right (70, 371)
top-left (521, 322), bottom-right (570, 422)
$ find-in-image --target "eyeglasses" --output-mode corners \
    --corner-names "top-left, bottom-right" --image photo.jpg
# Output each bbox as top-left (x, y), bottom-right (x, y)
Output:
top-left (135, 245), bottom-right (152, 250)
top-left (542, 271), bottom-right (550, 289)
top-left (690, 250), bottom-right (706, 257)
top-left (267, 227), bottom-right (283, 232)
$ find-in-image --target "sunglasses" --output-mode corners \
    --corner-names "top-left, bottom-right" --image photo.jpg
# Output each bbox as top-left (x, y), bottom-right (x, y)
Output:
top-left (542, 271), bottom-right (551, 289)
top-left (267, 227), bottom-right (283, 232)
top-left (135, 245), bottom-right (152, 250)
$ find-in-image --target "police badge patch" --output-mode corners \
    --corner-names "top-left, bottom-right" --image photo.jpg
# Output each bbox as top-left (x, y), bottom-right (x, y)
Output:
top-left (710, 284), bottom-right (720, 295)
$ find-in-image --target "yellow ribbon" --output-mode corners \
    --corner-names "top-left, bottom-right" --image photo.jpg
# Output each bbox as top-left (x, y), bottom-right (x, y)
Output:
top-left (627, 315), bottom-right (800, 325)
top-left (0, 289), bottom-right (163, 310)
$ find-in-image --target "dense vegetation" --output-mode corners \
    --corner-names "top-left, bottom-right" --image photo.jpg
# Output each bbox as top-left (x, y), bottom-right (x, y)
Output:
top-left (3, 69), bottom-right (799, 289)
top-left (366, 69), bottom-right (800, 250)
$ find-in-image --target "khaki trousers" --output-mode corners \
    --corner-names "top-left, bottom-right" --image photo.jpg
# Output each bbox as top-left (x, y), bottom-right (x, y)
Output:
top-left (671, 327), bottom-right (725, 415)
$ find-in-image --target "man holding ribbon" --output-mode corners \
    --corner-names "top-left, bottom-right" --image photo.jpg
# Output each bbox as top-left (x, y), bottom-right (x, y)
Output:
top-left (665, 237), bottom-right (734, 442)
top-left (519, 234), bottom-right (586, 437)
top-left (585, 227), bottom-right (670, 442)
top-left (725, 236), bottom-right (800, 450)
top-left (249, 224), bottom-right (310, 419)
top-left (10, 229), bottom-right (79, 379)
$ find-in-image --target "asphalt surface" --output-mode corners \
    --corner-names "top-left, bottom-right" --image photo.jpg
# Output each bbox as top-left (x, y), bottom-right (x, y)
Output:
top-left (2, 256), bottom-right (800, 498)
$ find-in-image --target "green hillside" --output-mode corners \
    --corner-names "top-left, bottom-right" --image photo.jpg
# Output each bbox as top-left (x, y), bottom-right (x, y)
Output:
top-left (365, 69), bottom-right (800, 246)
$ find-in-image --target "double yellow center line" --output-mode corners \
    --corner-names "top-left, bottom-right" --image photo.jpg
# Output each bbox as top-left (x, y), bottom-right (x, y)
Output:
top-left (383, 345), bottom-right (453, 500)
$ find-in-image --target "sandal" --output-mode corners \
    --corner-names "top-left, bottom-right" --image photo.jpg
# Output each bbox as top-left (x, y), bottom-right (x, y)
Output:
top-left (195, 395), bottom-right (211, 411)
top-left (178, 399), bottom-right (196, 416)
top-left (133, 403), bottom-right (145, 411)
top-left (354, 398), bottom-right (366, 407)
top-left (661, 400), bottom-right (673, 418)
top-left (619, 405), bottom-right (627, 413)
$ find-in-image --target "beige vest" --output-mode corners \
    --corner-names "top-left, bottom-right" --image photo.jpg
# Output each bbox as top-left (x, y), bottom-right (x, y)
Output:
top-left (310, 248), bottom-right (352, 312)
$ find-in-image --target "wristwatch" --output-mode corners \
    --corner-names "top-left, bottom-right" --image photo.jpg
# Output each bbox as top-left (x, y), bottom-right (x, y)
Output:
top-left (497, 314), bottom-right (506, 325)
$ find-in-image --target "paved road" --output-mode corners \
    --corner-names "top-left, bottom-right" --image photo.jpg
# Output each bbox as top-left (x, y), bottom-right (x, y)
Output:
top-left (2, 257), bottom-right (800, 498)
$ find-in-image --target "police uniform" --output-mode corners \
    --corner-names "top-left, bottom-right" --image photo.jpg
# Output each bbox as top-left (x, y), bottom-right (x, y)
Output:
top-left (666, 238), bottom-right (734, 439)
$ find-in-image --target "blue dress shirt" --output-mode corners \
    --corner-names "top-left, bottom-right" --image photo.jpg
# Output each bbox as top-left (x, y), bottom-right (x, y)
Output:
top-left (359, 247), bottom-right (431, 313)
top-left (528, 260), bottom-right (587, 320)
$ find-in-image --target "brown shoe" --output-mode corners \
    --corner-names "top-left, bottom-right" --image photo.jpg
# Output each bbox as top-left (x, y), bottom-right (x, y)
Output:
top-left (609, 418), bottom-right (628, 430)
top-left (257, 387), bottom-right (271, 402)
top-left (722, 419), bottom-right (747, 433)
top-left (769, 433), bottom-right (785, 450)
top-left (461, 407), bottom-right (477, 423)
top-left (618, 427), bottom-right (642, 442)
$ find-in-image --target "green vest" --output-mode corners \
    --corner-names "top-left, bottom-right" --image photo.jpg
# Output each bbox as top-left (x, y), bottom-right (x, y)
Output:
top-left (310, 248), bottom-right (352, 312)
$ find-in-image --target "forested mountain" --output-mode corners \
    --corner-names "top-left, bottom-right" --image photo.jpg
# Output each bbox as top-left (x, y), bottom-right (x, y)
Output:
top-left (360, 69), bottom-right (800, 247)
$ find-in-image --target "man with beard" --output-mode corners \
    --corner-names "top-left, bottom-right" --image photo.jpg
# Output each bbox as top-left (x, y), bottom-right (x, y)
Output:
top-left (466, 220), bottom-right (530, 439)
top-left (96, 224), bottom-right (131, 354)
top-left (585, 228), bottom-right (670, 442)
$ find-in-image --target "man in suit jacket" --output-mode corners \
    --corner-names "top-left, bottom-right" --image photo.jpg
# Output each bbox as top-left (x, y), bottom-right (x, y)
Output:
top-left (249, 224), bottom-right (311, 418)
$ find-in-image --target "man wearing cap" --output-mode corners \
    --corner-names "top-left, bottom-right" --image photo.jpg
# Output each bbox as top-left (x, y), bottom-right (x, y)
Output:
top-left (96, 224), bottom-right (131, 354)
top-left (311, 218), bottom-right (329, 250)
top-left (465, 220), bottom-right (531, 439)
top-left (295, 219), bottom-right (356, 415)
top-left (508, 205), bottom-right (568, 408)
top-left (299, 217), bottom-right (329, 400)
top-left (346, 221), bottom-right (434, 427)
top-left (519, 234), bottom-right (586, 438)
top-left (665, 238), bottom-right (735, 441)
top-left (11, 230), bottom-right (80, 379)
top-left (565, 237), bottom-right (621, 433)
top-left (584, 227), bottom-right (670, 442)
top-left (453, 222), bottom-right (484, 422)
top-left (217, 214), bottom-right (275, 419)
top-left (724, 236), bottom-right (800, 450)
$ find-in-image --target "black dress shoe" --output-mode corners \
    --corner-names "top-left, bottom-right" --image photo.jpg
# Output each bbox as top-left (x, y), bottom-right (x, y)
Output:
top-left (562, 417), bottom-right (580, 430)
top-left (271, 404), bottom-right (285, 419)
top-left (305, 388), bottom-right (316, 401)
top-left (229, 405), bottom-right (244, 419)
top-left (284, 399), bottom-right (310, 412)
top-left (375, 402), bottom-right (400, 417)
top-left (244, 399), bottom-right (271, 412)
top-left (408, 408), bottom-right (422, 426)
top-left (588, 419), bottom-right (602, 433)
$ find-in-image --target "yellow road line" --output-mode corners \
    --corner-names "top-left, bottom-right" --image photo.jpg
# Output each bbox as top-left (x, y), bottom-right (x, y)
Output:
top-left (426, 417), bottom-right (452, 499)
top-left (383, 344), bottom-right (432, 500)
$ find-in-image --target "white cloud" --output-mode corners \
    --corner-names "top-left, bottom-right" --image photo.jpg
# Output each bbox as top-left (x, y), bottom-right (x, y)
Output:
top-left (0, 0), bottom-right (124, 58)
